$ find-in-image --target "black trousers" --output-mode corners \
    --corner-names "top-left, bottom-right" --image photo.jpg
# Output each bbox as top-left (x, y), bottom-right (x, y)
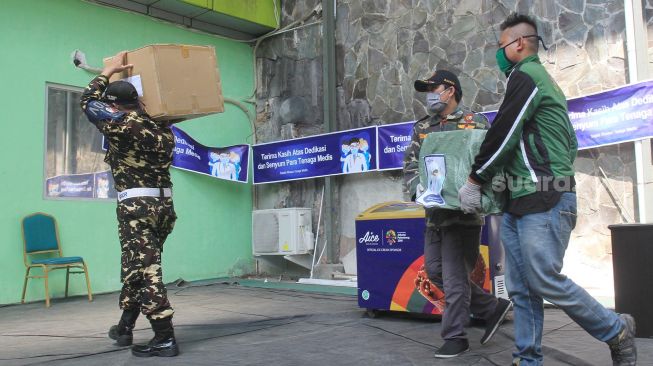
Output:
top-left (424, 224), bottom-right (498, 340)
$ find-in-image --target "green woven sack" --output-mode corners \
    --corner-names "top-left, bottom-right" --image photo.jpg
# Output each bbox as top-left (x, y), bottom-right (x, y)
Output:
top-left (417, 129), bottom-right (506, 215)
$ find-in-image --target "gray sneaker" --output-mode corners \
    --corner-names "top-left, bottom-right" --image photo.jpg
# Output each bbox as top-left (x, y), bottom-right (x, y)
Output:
top-left (434, 339), bottom-right (469, 359)
top-left (607, 314), bottom-right (637, 366)
top-left (480, 297), bottom-right (512, 345)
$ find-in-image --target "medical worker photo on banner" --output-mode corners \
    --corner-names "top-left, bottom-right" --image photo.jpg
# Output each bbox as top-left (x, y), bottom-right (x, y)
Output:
top-left (94, 170), bottom-right (117, 199)
top-left (47, 179), bottom-right (61, 197)
top-left (208, 149), bottom-right (242, 181)
top-left (340, 133), bottom-right (372, 173)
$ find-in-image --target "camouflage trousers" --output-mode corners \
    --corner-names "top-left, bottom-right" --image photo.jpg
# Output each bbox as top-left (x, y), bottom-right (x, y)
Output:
top-left (117, 196), bottom-right (176, 320)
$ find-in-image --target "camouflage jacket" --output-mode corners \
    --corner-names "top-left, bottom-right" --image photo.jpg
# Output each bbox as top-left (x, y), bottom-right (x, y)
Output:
top-left (80, 75), bottom-right (174, 192)
top-left (402, 109), bottom-right (489, 227)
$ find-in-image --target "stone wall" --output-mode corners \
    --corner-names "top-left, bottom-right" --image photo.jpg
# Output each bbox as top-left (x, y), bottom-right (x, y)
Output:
top-left (255, 0), bottom-right (636, 287)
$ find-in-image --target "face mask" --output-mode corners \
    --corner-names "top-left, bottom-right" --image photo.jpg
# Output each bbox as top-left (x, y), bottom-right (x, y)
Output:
top-left (495, 35), bottom-right (547, 76)
top-left (351, 148), bottom-right (359, 155)
top-left (495, 44), bottom-right (517, 76)
top-left (426, 88), bottom-right (451, 116)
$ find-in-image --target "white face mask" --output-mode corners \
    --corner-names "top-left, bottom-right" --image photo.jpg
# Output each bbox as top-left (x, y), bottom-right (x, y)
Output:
top-left (426, 88), bottom-right (452, 116)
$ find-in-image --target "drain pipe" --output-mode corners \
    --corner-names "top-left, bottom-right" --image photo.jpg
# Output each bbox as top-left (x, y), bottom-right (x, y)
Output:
top-left (322, 0), bottom-right (337, 264)
top-left (624, 0), bottom-right (651, 223)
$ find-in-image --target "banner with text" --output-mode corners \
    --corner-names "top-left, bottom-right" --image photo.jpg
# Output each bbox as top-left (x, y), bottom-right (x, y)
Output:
top-left (253, 127), bottom-right (377, 184)
top-left (46, 171), bottom-right (117, 199)
top-left (251, 80), bottom-right (653, 182)
top-left (478, 81), bottom-right (653, 150)
top-left (377, 122), bottom-right (414, 171)
top-left (103, 128), bottom-right (249, 183)
top-left (171, 126), bottom-right (249, 184)
top-left (568, 80), bottom-right (653, 149)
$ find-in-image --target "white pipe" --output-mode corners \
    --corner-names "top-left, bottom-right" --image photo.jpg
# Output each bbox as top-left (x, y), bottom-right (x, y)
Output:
top-left (634, 141), bottom-right (647, 222)
top-left (624, 0), bottom-right (638, 81)
top-left (624, 0), bottom-right (647, 223)
top-left (315, 236), bottom-right (328, 274)
top-left (315, 194), bottom-right (329, 276)
top-left (310, 185), bottom-right (325, 279)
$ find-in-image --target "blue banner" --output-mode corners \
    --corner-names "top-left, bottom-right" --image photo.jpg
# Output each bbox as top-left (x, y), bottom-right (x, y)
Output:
top-left (171, 126), bottom-right (249, 184)
top-left (103, 128), bottom-right (249, 183)
top-left (253, 127), bottom-right (377, 184)
top-left (479, 81), bottom-right (653, 150)
top-left (251, 81), bottom-right (653, 184)
top-left (569, 80), bottom-right (653, 149)
top-left (481, 110), bottom-right (498, 124)
top-left (46, 171), bottom-right (117, 199)
top-left (377, 122), bottom-right (414, 171)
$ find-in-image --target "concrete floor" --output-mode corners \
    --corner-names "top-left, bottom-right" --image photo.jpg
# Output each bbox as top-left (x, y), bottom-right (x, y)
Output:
top-left (1, 279), bottom-right (651, 366)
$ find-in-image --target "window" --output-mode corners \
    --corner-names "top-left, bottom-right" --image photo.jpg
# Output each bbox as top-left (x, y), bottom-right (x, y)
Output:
top-left (44, 83), bottom-right (117, 199)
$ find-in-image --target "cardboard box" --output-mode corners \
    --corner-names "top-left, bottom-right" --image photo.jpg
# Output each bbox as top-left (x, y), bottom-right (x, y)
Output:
top-left (104, 44), bottom-right (224, 121)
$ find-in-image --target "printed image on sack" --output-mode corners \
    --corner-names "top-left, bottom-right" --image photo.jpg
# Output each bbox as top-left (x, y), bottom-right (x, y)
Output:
top-left (416, 154), bottom-right (446, 207)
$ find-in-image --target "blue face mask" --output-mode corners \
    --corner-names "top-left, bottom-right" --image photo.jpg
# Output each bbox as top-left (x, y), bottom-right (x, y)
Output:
top-left (351, 148), bottom-right (359, 155)
top-left (426, 88), bottom-right (451, 116)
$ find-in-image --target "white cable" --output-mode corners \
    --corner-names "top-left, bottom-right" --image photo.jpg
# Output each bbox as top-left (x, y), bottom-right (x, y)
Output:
top-left (244, 4), bottom-right (323, 102)
top-left (315, 190), bottom-right (329, 274)
top-left (310, 185), bottom-right (325, 279)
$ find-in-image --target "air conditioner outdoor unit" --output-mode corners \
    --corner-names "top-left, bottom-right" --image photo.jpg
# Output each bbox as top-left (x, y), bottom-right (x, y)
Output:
top-left (252, 208), bottom-right (314, 255)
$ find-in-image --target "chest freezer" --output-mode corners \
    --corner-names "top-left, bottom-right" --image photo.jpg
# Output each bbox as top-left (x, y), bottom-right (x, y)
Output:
top-left (355, 201), bottom-right (505, 315)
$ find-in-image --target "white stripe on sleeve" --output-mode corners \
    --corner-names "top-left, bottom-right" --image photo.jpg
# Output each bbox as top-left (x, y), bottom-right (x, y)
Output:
top-left (519, 138), bottom-right (539, 182)
top-left (476, 87), bottom-right (538, 176)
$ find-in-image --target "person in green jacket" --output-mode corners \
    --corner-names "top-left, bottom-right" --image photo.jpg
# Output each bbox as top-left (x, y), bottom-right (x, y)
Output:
top-left (458, 13), bottom-right (636, 366)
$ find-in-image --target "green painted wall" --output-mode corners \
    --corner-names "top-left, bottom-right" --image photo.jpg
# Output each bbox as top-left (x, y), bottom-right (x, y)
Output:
top-left (183, 0), bottom-right (280, 29)
top-left (0, 0), bottom-right (254, 305)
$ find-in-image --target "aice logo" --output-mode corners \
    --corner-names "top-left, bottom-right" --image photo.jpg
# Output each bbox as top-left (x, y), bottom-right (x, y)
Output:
top-left (359, 231), bottom-right (380, 244)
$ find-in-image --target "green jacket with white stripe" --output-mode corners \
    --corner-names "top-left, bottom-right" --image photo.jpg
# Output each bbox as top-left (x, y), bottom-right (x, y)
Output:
top-left (470, 54), bottom-right (578, 199)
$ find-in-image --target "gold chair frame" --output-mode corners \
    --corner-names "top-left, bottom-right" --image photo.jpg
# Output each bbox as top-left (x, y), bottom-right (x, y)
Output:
top-left (21, 212), bottom-right (93, 307)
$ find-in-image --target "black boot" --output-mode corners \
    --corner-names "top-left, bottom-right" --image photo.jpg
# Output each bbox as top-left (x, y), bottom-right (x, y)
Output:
top-left (131, 317), bottom-right (179, 357)
top-left (108, 308), bottom-right (140, 346)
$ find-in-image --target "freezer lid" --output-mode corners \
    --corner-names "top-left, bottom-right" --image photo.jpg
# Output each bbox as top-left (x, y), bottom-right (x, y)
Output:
top-left (356, 201), bottom-right (425, 220)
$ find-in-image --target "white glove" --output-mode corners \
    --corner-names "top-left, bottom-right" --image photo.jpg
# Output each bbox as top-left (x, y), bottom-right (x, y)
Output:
top-left (416, 183), bottom-right (425, 198)
top-left (458, 179), bottom-right (482, 214)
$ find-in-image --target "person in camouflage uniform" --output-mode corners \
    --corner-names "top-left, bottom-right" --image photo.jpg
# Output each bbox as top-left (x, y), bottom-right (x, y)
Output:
top-left (403, 70), bottom-right (512, 359)
top-left (80, 51), bottom-right (179, 357)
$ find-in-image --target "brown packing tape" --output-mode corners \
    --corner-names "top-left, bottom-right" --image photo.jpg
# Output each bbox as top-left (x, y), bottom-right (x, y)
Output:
top-left (181, 46), bottom-right (189, 58)
top-left (191, 95), bottom-right (199, 111)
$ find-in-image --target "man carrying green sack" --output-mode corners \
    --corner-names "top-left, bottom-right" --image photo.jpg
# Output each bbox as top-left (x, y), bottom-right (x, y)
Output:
top-left (402, 69), bottom-right (512, 359)
top-left (459, 13), bottom-right (636, 366)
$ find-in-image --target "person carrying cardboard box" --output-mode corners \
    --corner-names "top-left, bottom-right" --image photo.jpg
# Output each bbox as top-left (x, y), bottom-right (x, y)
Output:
top-left (80, 51), bottom-right (179, 358)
